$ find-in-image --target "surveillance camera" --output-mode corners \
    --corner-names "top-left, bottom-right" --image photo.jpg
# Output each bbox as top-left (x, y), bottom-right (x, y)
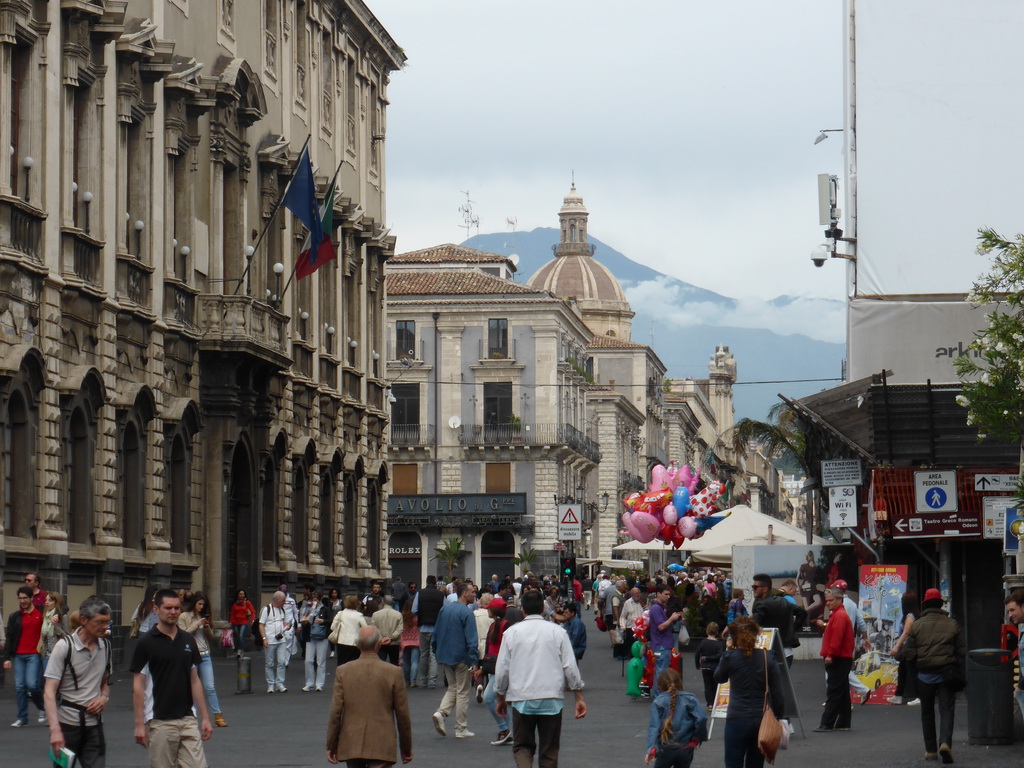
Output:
top-left (811, 252), bottom-right (826, 268)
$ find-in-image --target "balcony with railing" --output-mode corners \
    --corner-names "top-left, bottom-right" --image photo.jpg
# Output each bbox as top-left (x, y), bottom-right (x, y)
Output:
top-left (478, 337), bottom-right (517, 361)
top-left (116, 255), bottom-right (153, 309)
top-left (0, 196), bottom-right (44, 264)
top-left (619, 469), bottom-right (646, 493)
top-left (389, 423), bottom-right (435, 446)
top-left (164, 281), bottom-right (198, 332)
top-left (60, 229), bottom-right (103, 288)
top-left (197, 294), bottom-right (290, 367)
top-left (458, 422), bottom-right (601, 462)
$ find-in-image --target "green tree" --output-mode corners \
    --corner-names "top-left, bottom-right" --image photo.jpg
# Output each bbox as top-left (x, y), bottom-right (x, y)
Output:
top-left (728, 402), bottom-right (810, 475)
top-left (954, 227), bottom-right (1024, 501)
top-left (511, 547), bottom-right (537, 574)
top-left (432, 536), bottom-right (467, 580)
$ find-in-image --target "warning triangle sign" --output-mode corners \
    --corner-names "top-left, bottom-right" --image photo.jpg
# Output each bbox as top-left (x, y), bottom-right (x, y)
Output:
top-left (560, 507), bottom-right (579, 524)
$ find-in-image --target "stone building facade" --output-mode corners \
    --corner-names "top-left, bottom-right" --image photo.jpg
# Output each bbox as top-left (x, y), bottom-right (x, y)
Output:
top-left (528, 186), bottom-right (672, 560)
top-left (0, 0), bottom-right (403, 655)
top-left (384, 245), bottom-right (599, 581)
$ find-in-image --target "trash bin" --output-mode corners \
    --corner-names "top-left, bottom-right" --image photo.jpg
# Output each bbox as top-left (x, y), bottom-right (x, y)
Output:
top-left (967, 648), bottom-right (1014, 745)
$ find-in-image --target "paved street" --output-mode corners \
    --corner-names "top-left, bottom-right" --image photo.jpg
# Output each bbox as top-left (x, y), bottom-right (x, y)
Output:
top-left (2, 618), bottom-right (1020, 767)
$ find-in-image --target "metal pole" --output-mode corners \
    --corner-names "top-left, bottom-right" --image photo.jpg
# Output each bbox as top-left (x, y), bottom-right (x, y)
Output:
top-left (234, 134), bottom-right (312, 296)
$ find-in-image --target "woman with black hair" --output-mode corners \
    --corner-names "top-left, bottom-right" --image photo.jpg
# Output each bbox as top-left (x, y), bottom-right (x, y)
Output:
top-left (179, 591), bottom-right (228, 727)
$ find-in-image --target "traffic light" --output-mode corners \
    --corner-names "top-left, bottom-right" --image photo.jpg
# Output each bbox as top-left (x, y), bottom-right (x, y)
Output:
top-left (561, 557), bottom-right (576, 582)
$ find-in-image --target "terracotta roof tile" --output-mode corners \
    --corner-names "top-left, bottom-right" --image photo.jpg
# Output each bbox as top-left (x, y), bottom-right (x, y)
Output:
top-left (588, 334), bottom-right (647, 349)
top-left (386, 271), bottom-right (545, 296)
top-left (391, 243), bottom-right (511, 264)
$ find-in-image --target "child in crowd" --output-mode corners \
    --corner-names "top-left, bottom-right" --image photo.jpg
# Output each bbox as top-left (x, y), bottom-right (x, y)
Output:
top-left (694, 621), bottom-right (724, 708)
top-left (645, 668), bottom-right (708, 767)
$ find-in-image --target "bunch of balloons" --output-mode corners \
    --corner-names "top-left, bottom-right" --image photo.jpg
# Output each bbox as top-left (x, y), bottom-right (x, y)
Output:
top-left (620, 461), bottom-right (728, 548)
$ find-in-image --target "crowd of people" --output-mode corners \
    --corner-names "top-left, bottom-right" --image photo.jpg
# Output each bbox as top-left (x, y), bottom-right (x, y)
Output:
top-left (4, 569), bottom-right (1021, 768)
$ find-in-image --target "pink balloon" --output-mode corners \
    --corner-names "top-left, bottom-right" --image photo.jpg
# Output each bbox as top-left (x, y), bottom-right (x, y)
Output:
top-left (622, 511), bottom-right (642, 540)
top-left (687, 468), bottom-right (702, 494)
top-left (650, 464), bottom-right (667, 490)
top-left (679, 516), bottom-right (697, 539)
top-left (663, 503), bottom-right (678, 526)
top-left (629, 510), bottom-right (660, 543)
top-left (664, 462), bottom-right (680, 491)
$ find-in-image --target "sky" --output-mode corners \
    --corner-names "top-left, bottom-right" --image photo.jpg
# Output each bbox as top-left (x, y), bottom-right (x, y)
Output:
top-left (372, 0), bottom-right (850, 327)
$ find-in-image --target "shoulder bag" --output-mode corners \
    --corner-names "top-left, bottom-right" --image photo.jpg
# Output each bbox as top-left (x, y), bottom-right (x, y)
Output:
top-left (757, 649), bottom-right (783, 764)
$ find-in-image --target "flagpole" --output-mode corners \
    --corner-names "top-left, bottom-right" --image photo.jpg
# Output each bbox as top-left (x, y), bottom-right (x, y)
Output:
top-left (233, 134), bottom-right (312, 296)
top-left (277, 155), bottom-right (347, 305)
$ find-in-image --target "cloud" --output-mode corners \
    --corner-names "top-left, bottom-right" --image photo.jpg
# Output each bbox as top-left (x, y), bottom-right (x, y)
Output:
top-left (624, 280), bottom-right (845, 344)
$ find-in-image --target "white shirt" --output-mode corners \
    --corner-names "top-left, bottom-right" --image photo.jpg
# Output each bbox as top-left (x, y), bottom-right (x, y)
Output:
top-left (493, 615), bottom-right (584, 702)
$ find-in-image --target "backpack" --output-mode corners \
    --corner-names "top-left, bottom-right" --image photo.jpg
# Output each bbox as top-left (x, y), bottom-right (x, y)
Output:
top-left (60, 633), bottom-right (112, 692)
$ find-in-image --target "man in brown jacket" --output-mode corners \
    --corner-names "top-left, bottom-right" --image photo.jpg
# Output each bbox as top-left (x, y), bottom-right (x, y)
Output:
top-left (326, 625), bottom-right (412, 767)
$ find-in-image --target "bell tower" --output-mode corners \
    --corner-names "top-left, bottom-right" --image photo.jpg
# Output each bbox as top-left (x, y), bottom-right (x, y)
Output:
top-left (555, 183), bottom-right (593, 257)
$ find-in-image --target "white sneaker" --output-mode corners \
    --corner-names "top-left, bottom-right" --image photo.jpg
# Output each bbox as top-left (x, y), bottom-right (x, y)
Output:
top-left (275, 685), bottom-right (287, 693)
top-left (267, 686), bottom-right (275, 694)
top-left (10, 719), bottom-right (27, 727)
top-left (302, 685), bottom-right (312, 692)
top-left (38, 713), bottom-right (47, 724)
top-left (432, 711), bottom-right (446, 737)
top-left (887, 696), bottom-right (903, 704)
top-left (907, 698), bottom-right (921, 706)
top-left (315, 687), bottom-right (323, 692)
top-left (455, 729), bottom-right (475, 739)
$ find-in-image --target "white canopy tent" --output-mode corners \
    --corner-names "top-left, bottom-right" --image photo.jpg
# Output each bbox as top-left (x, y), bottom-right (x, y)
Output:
top-left (612, 505), bottom-right (828, 565)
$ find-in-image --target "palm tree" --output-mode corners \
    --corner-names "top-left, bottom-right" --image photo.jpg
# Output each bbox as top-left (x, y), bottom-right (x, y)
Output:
top-left (432, 536), bottom-right (467, 580)
top-left (728, 402), bottom-right (810, 475)
top-left (511, 547), bottom-right (537, 575)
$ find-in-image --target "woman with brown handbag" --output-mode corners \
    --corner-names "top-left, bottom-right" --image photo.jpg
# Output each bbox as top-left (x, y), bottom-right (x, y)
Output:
top-left (713, 617), bottom-right (785, 768)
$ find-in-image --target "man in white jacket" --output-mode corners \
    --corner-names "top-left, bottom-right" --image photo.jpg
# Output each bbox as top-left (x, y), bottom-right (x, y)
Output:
top-left (494, 589), bottom-right (586, 767)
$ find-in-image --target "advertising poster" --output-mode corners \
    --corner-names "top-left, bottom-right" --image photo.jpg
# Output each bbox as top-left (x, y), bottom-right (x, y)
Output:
top-left (855, 565), bottom-right (908, 704)
top-left (732, 544), bottom-right (857, 622)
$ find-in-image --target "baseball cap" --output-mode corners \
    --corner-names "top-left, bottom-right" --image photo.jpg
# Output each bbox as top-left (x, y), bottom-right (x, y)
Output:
top-left (830, 579), bottom-right (848, 591)
top-left (923, 588), bottom-right (942, 602)
top-left (489, 596), bottom-right (507, 610)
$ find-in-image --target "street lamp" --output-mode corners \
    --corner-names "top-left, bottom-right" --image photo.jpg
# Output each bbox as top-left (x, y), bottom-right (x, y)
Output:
top-left (22, 156), bottom-right (34, 203)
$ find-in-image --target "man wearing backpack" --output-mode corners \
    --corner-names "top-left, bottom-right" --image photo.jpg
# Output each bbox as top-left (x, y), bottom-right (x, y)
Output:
top-left (43, 596), bottom-right (112, 768)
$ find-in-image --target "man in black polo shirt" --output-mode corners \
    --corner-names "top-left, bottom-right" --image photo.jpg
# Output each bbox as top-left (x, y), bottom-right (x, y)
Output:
top-left (130, 589), bottom-right (212, 768)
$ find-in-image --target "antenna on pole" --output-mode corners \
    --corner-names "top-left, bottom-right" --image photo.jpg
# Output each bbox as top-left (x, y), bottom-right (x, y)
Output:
top-left (458, 190), bottom-right (480, 241)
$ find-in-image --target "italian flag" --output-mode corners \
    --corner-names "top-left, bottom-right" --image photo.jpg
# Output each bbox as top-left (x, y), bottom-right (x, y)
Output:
top-left (295, 183), bottom-right (337, 280)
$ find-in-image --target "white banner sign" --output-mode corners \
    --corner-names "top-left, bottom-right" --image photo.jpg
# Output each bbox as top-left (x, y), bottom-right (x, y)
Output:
top-left (829, 486), bottom-right (858, 528)
top-left (984, 497), bottom-right (1016, 540)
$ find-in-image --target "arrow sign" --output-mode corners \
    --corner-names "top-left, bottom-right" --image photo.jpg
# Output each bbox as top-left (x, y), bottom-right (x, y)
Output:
top-left (894, 519), bottom-right (907, 532)
top-left (973, 473), bottom-right (1017, 492)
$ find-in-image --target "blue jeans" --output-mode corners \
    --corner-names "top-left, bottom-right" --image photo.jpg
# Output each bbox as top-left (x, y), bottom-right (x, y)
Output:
top-left (13, 653), bottom-right (44, 723)
top-left (483, 676), bottom-right (509, 732)
top-left (417, 630), bottom-right (437, 687)
top-left (402, 646), bottom-right (420, 685)
top-left (196, 654), bottom-right (221, 714)
top-left (305, 638), bottom-right (328, 689)
top-left (653, 648), bottom-right (672, 691)
top-left (264, 642), bottom-right (289, 688)
top-left (231, 623), bottom-right (249, 653)
top-left (724, 716), bottom-right (764, 768)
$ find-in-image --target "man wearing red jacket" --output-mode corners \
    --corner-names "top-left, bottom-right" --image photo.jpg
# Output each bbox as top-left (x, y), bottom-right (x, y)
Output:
top-left (815, 586), bottom-right (854, 732)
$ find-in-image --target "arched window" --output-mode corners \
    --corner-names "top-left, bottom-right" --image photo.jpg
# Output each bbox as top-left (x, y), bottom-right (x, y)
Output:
top-left (167, 435), bottom-right (189, 553)
top-left (67, 408), bottom-right (93, 544)
top-left (262, 455), bottom-right (278, 562)
top-left (319, 460), bottom-right (339, 567)
top-left (343, 473), bottom-right (358, 565)
top-left (292, 462), bottom-right (307, 564)
top-left (2, 390), bottom-right (34, 538)
top-left (120, 420), bottom-right (144, 550)
top-left (366, 470), bottom-right (383, 570)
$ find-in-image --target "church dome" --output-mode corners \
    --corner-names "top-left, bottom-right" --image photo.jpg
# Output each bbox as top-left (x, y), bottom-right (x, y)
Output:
top-left (527, 184), bottom-right (634, 339)
top-left (528, 252), bottom-right (628, 304)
